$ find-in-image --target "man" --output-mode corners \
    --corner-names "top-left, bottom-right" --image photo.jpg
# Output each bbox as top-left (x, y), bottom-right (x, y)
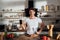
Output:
top-left (22, 8), bottom-right (45, 38)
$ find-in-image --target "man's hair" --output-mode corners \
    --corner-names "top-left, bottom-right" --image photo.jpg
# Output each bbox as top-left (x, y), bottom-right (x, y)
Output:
top-left (25, 8), bottom-right (37, 17)
top-left (29, 8), bottom-right (36, 11)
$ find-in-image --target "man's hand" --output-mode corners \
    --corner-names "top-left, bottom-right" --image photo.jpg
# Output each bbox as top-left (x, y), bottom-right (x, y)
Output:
top-left (36, 27), bottom-right (42, 35)
top-left (36, 22), bottom-right (44, 35)
top-left (30, 34), bottom-right (38, 38)
top-left (36, 32), bottom-right (40, 35)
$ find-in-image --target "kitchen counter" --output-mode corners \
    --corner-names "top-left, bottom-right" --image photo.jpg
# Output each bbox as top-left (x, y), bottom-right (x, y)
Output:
top-left (7, 29), bottom-right (26, 32)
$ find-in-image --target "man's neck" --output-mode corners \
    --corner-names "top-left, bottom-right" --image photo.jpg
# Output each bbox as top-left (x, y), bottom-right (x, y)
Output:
top-left (30, 15), bottom-right (36, 19)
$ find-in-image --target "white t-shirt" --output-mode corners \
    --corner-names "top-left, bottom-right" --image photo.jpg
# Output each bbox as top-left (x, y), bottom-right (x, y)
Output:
top-left (25, 17), bottom-right (42, 35)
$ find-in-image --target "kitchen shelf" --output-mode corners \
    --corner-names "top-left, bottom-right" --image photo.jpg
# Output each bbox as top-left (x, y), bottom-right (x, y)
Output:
top-left (1, 17), bottom-right (60, 20)
top-left (38, 10), bottom-right (56, 13)
top-left (40, 17), bottom-right (55, 20)
top-left (41, 17), bottom-right (60, 20)
top-left (4, 17), bottom-right (19, 19)
top-left (0, 11), bottom-right (25, 13)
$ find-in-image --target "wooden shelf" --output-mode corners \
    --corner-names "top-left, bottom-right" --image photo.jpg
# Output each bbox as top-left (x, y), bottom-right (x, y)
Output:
top-left (40, 17), bottom-right (60, 20)
top-left (1, 17), bottom-right (60, 19)
top-left (0, 11), bottom-right (25, 13)
top-left (38, 11), bottom-right (56, 13)
top-left (4, 17), bottom-right (19, 19)
top-left (0, 17), bottom-right (19, 19)
top-left (40, 17), bottom-right (55, 18)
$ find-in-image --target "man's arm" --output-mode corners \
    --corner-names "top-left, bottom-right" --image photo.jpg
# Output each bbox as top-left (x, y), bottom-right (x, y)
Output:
top-left (36, 22), bottom-right (45, 35)
top-left (21, 21), bottom-right (27, 30)
top-left (57, 34), bottom-right (60, 40)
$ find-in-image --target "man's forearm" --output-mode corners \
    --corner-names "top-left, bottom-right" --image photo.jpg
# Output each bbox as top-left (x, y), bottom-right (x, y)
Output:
top-left (21, 24), bottom-right (26, 30)
top-left (39, 28), bottom-right (42, 33)
top-left (36, 28), bottom-right (43, 35)
top-left (38, 28), bottom-right (42, 33)
top-left (36, 23), bottom-right (44, 35)
top-left (38, 22), bottom-right (45, 33)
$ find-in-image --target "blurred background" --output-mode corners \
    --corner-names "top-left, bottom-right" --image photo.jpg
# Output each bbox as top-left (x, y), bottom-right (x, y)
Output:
top-left (0, 0), bottom-right (60, 40)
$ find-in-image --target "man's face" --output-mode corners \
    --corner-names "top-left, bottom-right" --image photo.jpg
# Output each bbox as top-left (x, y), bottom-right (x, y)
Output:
top-left (29, 10), bottom-right (35, 16)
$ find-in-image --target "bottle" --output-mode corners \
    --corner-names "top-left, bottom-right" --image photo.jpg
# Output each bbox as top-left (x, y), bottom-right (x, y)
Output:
top-left (45, 5), bottom-right (48, 11)
top-left (41, 6), bottom-right (44, 11)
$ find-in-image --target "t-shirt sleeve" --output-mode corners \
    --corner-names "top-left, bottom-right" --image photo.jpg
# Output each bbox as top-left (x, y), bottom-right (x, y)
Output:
top-left (38, 18), bottom-right (42, 24)
top-left (24, 18), bottom-right (28, 23)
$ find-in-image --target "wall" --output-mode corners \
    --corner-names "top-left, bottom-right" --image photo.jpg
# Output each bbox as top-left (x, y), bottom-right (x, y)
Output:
top-left (34, 0), bottom-right (60, 26)
top-left (1, 0), bottom-right (25, 10)
top-left (0, 0), bottom-right (27, 24)
top-left (47, 0), bottom-right (60, 27)
top-left (0, 0), bottom-right (60, 26)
